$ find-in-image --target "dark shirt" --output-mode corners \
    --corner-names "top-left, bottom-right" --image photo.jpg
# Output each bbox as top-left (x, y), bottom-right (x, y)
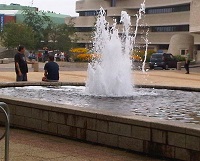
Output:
top-left (44, 61), bottom-right (59, 81)
top-left (14, 52), bottom-right (28, 74)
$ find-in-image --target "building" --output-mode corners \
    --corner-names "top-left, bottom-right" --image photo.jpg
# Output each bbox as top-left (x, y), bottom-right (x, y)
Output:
top-left (66, 0), bottom-right (200, 61)
top-left (0, 3), bottom-right (69, 31)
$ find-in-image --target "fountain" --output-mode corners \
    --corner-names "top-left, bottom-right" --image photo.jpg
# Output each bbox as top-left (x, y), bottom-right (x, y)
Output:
top-left (85, 9), bottom-right (133, 97)
top-left (0, 1), bottom-right (199, 124)
top-left (1, 1), bottom-right (200, 160)
top-left (86, 2), bottom-right (145, 97)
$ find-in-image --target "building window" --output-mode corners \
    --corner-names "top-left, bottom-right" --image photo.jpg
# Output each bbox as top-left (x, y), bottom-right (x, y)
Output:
top-left (158, 44), bottom-right (169, 50)
top-left (77, 43), bottom-right (86, 48)
top-left (75, 27), bottom-right (93, 32)
top-left (112, 16), bottom-right (121, 24)
top-left (151, 25), bottom-right (189, 32)
top-left (111, 0), bottom-right (116, 7)
top-left (146, 4), bottom-right (190, 14)
top-left (79, 10), bottom-right (107, 16)
top-left (180, 49), bottom-right (187, 55)
top-left (79, 10), bottom-right (99, 16)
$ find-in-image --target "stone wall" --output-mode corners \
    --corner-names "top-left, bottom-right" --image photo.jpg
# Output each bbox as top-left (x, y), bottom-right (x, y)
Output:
top-left (0, 94), bottom-right (200, 161)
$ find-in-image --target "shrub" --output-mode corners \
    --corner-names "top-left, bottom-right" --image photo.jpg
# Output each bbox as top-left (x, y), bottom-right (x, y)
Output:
top-left (174, 55), bottom-right (185, 61)
top-left (70, 48), bottom-right (89, 54)
top-left (74, 53), bottom-right (93, 62)
top-left (132, 55), bottom-right (142, 62)
top-left (132, 49), bottom-right (155, 62)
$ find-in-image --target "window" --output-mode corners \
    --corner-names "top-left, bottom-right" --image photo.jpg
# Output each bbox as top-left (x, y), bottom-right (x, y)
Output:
top-left (146, 4), bottom-right (190, 14)
top-left (77, 43), bottom-right (86, 48)
top-left (180, 49), bottom-right (187, 55)
top-left (79, 10), bottom-right (100, 16)
top-left (111, 0), bottom-right (116, 7)
top-left (159, 44), bottom-right (169, 50)
top-left (113, 16), bottom-right (121, 24)
top-left (151, 25), bottom-right (189, 32)
top-left (79, 10), bottom-right (107, 16)
top-left (75, 27), bottom-right (93, 32)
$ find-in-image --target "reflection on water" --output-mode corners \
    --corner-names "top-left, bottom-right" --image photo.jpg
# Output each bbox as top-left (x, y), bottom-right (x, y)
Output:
top-left (0, 86), bottom-right (200, 124)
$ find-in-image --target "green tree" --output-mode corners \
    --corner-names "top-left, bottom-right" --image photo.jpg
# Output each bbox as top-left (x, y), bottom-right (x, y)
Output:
top-left (0, 22), bottom-right (35, 49)
top-left (22, 8), bottom-right (52, 49)
top-left (45, 23), bottom-right (77, 52)
top-left (22, 7), bottom-right (76, 51)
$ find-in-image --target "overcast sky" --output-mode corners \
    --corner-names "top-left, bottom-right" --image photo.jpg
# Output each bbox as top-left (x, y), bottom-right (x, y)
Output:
top-left (0, 0), bottom-right (78, 16)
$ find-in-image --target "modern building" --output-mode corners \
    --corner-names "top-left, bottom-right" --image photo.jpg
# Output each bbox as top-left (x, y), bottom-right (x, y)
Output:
top-left (66, 0), bottom-right (200, 61)
top-left (0, 3), bottom-right (69, 31)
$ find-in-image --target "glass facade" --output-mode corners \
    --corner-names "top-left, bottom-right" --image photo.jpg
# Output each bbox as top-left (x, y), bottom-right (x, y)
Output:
top-left (146, 4), bottom-right (190, 14)
top-left (152, 25), bottom-right (189, 32)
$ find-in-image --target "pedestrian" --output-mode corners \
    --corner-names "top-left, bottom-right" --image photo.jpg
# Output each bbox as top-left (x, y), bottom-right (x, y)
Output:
top-left (43, 48), bottom-right (49, 62)
top-left (184, 49), bottom-right (190, 74)
top-left (14, 45), bottom-right (34, 81)
top-left (60, 51), bottom-right (65, 61)
top-left (42, 55), bottom-right (59, 82)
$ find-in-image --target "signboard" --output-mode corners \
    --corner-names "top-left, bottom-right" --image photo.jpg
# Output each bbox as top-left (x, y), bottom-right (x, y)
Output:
top-left (0, 14), bottom-right (4, 32)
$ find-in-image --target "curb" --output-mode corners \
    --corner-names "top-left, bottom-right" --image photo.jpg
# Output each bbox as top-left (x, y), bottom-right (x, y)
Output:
top-left (0, 82), bottom-right (200, 92)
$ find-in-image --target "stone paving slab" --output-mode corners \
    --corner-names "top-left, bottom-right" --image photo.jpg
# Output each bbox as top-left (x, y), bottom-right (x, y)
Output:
top-left (0, 128), bottom-right (168, 161)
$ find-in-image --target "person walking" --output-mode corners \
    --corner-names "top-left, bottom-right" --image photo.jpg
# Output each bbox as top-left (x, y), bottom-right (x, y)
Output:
top-left (184, 49), bottom-right (190, 74)
top-left (42, 55), bottom-right (59, 82)
top-left (14, 45), bottom-right (34, 81)
top-left (60, 51), bottom-right (65, 61)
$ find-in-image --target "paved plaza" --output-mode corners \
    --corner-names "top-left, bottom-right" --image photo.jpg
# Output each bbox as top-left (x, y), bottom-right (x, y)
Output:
top-left (0, 62), bottom-right (200, 88)
top-left (0, 62), bottom-right (200, 161)
top-left (0, 127), bottom-right (169, 161)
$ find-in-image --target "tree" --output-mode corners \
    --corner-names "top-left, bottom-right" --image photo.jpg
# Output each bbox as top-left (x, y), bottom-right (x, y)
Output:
top-left (22, 7), bottom-right (77, 51)
top-left (50, 23), bottom-right (77, 52)
top-left (22, 8), bottom-right (52, 49)
top-left (0, 22), bottom-right (35, 49)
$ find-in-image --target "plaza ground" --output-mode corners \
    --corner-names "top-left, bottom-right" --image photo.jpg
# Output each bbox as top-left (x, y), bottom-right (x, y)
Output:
top-left (0, 62), bottom-right (200, 161)
top-left (0, 62), bottom-right (200, 88)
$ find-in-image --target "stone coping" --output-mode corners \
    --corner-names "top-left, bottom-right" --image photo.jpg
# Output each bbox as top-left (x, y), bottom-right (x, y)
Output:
top-left (0, 93), bottom-right (200, 136)
top-left (0, 81), bottom-right (200, 92)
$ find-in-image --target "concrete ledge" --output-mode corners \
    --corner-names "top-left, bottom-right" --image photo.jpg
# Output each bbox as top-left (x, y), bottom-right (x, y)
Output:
top-left (2, 58), bottom-right (9, 64)
top-left (0, 93), bottom-right (200, 161)
top-left (0, 82), bottom-right (200, 92)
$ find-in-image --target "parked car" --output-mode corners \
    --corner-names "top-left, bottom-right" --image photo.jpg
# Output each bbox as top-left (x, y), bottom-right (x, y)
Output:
top-left (149, 53), bottom-right (177, 70)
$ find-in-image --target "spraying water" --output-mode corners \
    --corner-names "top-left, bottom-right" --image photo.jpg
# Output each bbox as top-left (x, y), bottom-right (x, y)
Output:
top-left (85, 1), bottom-right (146, 97)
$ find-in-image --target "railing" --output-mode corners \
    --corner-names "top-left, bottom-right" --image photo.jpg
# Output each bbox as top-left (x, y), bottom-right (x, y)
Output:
top-left (0, 102), bottom-right (10, 161)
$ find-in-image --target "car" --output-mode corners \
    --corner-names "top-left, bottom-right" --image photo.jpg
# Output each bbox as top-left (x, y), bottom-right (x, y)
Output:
top-left (149, 53), bottom-right (177, 70)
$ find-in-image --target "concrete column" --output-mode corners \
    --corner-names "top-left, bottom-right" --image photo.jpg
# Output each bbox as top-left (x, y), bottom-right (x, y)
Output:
top-left (168, 34), bottom-right (194, 59)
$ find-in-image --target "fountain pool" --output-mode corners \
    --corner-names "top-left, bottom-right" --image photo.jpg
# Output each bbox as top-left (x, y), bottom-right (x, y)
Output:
top-left (1, 85), bottom-right (200, 124)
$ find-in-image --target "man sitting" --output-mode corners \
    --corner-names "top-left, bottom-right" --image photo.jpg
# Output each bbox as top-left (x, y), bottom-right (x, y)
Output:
top-left (42, 55), bottom-right (59, 82)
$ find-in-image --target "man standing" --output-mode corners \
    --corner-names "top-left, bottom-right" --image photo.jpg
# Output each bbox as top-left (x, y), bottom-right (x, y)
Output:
top-left (184, 49), bottom-right (190, 74)
top-left (42, 55), bottom-right (59, 82)
top-left (15, 46), bottom-right (33, 81)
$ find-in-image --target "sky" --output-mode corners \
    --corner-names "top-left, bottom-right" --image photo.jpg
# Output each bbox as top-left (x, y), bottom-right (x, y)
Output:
top-left (0, 0), bottom-right (78, 16)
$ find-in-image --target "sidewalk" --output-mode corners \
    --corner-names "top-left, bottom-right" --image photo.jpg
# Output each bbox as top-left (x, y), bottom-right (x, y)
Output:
top-left (0, 128), bottom-right (168, 161)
